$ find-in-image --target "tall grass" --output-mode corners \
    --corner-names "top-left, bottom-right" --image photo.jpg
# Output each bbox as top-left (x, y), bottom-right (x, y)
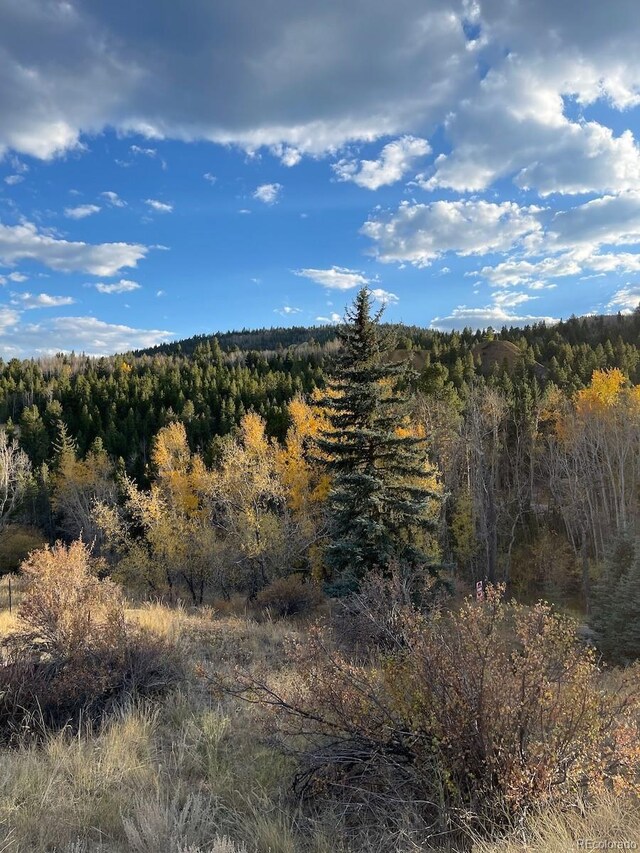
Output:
top-left (0, 597), bottom-right (637, 851)
top-left (472, 792), bottom-right (640, 852)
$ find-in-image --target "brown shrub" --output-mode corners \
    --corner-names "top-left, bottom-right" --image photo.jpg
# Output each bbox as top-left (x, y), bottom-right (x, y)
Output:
top-left (0, 524), bottom-right (47, 575)
top-left (16, 540), bottom-right (125, 658)
top-left (0, 541), bottom-right (185, 740)
top-left (227, 587), bottom-right (640, 835)
top-left (329, 568), bottom-right (441, 658)
top-left (255, 575), bottom-right (323, 619)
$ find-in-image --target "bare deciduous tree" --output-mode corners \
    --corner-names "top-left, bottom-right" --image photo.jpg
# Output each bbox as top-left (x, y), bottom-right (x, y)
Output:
top-left (0, 430), bottom-right (32, 530)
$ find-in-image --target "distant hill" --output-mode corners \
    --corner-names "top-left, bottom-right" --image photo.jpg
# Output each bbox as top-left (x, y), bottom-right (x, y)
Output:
top-left (135, 325), bottom-right (340, 357)
top-left (135, 309), bottom-right (640, 361)
top-left (472, 340), bottom-right (548, 379)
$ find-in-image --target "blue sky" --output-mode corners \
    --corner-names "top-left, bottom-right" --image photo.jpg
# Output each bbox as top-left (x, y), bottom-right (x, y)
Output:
top-left (1, 0), bottom-right (640, 356)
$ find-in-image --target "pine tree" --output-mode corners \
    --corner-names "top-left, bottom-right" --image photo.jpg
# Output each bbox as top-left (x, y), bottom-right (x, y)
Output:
top-left (591, 535), bottom-right (640, 662)
top-left (317, 288), bottom-right (441, 589)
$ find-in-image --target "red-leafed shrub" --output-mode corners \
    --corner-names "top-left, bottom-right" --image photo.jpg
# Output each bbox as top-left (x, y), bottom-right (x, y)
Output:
top-left (228, 587), bottom-right (640, 834)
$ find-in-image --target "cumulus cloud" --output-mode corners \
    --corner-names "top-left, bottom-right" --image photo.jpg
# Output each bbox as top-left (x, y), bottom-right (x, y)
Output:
top-left (370, 287), bottom-right (399, 304)
top-left (548, 191), bottom-right (640, 249)
top-left (274, 305), bottom-right (303, 316)
top-left (101, 191), bottom-right (127, 208)
top-left (295, 266), bottom-right (372, 290)
top-left (0, 307), bottom-right (20, 333)
top-left (145, 199), bottom-right (173, 213)
top-left (478, 0), bottom-right (640, 110)
top-left (4, 174), bottom-right (23, 186)
top-left (333, 136), bottom-right (430, 190)
top-left (606, 285), bottom-right (640, 313)
top-left (271, 145), bottom-right (302, 167)
top-left (0, 220), bottom-right (148, 276)
top-left (423, 57), bottom-right (640, 196)
top-left (1, 0), bottom-right (640, 192)
top-left (95, 279), bottom-right (141, 294)
top-left (64, 204), bottom-right (101, 219)
top-left (477, 250), bottom-right (640, 288)
top-left (363, 200), bottom-right (542, 266)
top-left (431, 303), bottom-right (559, 330)
top-left (0, 0), bottom-right (475, 159)
top-left (11, 292), bottom-right (75, 309)
top-left (0, 315), bottom-right (174, 358)
top-left (253, 183), bottom-right (282, 204)
top-left (315, 312), bottom-right (341, 324)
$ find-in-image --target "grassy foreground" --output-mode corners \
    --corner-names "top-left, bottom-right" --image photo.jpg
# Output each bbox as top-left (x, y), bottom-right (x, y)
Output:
top-left (0, 600), bottom-right (637, 852)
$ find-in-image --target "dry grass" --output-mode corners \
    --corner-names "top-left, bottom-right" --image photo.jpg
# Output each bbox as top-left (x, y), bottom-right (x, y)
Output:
top-left (0, 600), bottom-right (315, 852)
top-left (0, 575), bottom-right (22, 637)
top-left (0, 597), bottom-right (636, 852)
top-left (0, 610), bottom-right (16, 637)
top-left (472, 792), bottom-right (640, 852)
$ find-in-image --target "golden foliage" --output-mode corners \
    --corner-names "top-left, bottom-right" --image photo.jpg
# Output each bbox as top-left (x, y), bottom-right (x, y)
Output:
top-left (575, 367), bottom-right (629, 414)
top-left (276, 395), bottom-right (331, 512)
top-left (152, 421), bottom-right (192, 476)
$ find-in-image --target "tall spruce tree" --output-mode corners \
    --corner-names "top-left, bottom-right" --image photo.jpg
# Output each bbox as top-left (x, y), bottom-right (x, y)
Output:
top-left (317, 288), bottom-right (441, 589)
top-left (591, 534), bottom-right (640, 662)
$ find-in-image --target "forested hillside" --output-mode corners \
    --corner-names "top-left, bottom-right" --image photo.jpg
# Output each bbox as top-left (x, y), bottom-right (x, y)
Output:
top-left (1, 309), bottom-right (638, 481)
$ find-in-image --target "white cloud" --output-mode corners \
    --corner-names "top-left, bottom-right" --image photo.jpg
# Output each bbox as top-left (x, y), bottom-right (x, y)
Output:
top-left (203, 172), bottom-right (217, 184)
top-left (492, 291), bottom-right (537, 308)
top-left (4, 174), bottom-right (23, 186)
top-left (253, 183), bottom-right (282, 204)
top-left (0, 1), bottom-right (477, 159)
top-left (145, 199), bottom-right (173, 213)
top-left (0, 307), bottom-right (20, 331)
top-left (130, 145), bottom-right (157, 157)
top-left (477, 250), bottom-right (640, 288)
top-left (606, 285), bottom-right (640, 313)
top-left (8, 272), bottom-right (27, 283)
top-left (0, 220), bottom-right (148, 276)
top-left (316, 312), bottom-right (341, 324)
top-left (363, 200), bottom-right (542, 266)
top-left (548, 191), bottom-right (640, 249)
top-left (333, 136), bottom-right (430, 190)
top-left (101, 191), bottom-right (127, 208)
top-left (478, 0), bottom-right (640, 110)
top-left (423, 57), bottom-right (640, 196)
top-left (274, 305), bottom-right (303, 316)
top-left (370, 287), bottom-right (399, 304)
top-left (64, 204), bottom-right (101, 219)
top-left (8, 156), bottom-right (28, 175)
top-left (271, 145), bottom-right (302, 167)
top-left (431, 304), bottom-right (559, 330)
top-left (95, 279), bottom-right (141, 294)
top-left (295, 266), bottom-right (371, 290)
top-left (1, 0), bottom-right (640, 182)
top-left (11, 292), bottom-right (75, 309)
top-left (0, 316), bottom-right (174, 358)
